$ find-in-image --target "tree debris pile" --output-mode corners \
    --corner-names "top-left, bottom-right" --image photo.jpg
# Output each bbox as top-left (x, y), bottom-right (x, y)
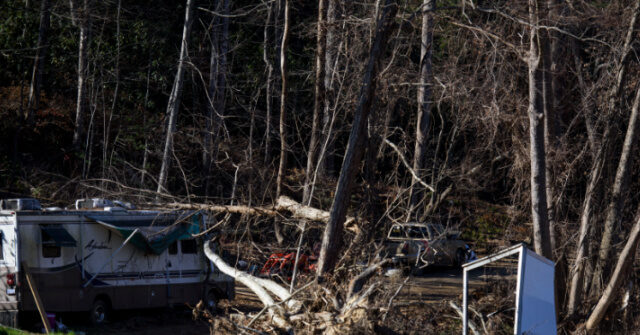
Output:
top-left (197, 239), bottom-right (396, 334)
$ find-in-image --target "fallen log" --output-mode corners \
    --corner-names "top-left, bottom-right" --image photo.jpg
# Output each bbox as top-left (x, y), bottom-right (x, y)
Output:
top-left (147, 196), bottom-right (362, 233)
top-left (144, 202), bottom-right (278, 216)
top-left (449, 301), bottom-right (480, 335)
top-left (253, 276), bottom-right (302, 312)
top-left (276, 196), bottom-right (360, 233)
top-left (346, 258), bottom-right (390, 299)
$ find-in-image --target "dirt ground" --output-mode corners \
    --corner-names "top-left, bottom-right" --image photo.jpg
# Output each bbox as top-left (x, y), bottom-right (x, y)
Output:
top-left (37, 259), bottom-right (517, 334)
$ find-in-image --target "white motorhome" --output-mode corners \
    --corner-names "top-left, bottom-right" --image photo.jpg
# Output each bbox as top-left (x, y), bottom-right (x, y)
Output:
top-left (0, 198), bottom-right (234, 327)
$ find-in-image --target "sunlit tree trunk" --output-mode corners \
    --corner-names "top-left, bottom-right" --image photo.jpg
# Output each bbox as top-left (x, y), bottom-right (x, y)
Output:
top-left (263, 0), bottom-right (274, 165)
top-left (591, 1), bottom-right (640, 292)
top-left (527, 0), bottom-right (552, 260)
top-left (586, 204), bottom-right (640, 332)
top-left (203, 0), bottom-right (230, 194)
top-left (320, 0), bottom-right (340, 176)
top-left (275, 0), bottom-right (290, 198)
top-left (566, 139), bottom-right (605, 316)
top-left (302, 0), bottom-right (327, 205)
top-left (157, 0), bottom-right (194, 195)
top-left (408, 0), bottom-right (434, 220)
top-left (71, 0), bottom-right (92, 150)
top-left (26, 0), bottom-right (51, 121)
top-left (542, 0), bottom-right (558, 254)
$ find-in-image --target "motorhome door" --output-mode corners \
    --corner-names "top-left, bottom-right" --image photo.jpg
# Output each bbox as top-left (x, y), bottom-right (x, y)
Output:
top-left (178, 239), bottom-right (199, 275)
top-left (0, 214), bottom-right (18, 313)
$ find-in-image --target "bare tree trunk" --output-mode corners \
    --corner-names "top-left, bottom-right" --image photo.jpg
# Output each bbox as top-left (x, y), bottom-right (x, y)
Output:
top-left (316, 0), bottom-right (398, 276)
top-left (72, 0), bottom-right (92, 150)
top-left (216, 0), bottom-right (229, 158)
top-left (592, 84), bottom-right (640, 292)
top-left (407, 0), bottom-right (434, 220)
top-left (566, 145), bottom-right (604, 316)
top-left (527, 0), bottom-right (552, 260)
top-left (26, 0), bottom-right (51, 121)
top-left (586, 207), bottom-right (640, 332)
top-left (302, 0), bottom-right (328, 205)
top-left (543, 0), bottom-right (561, 145)
top-left (156, 0), bottom-right (194, 195)
top-left (263, 0), bottom-right (274, 165)
top-left (203, 10), bottom-right (220, 179)
top-left (610, 1), bottom-right (640, 108)
top-left (203, 0), bottom-right (230, 194)
top-left (591, 2), bottom-right (640, 292)
top-left (320, 0), bottom-right (340, 176)
top-left (102, 0), bottom-right (121, 180)
top-left (275, 0), bottom-right (290, 198)
top-left (273, 1), bottom-right (287, 241)
top-left (541, 0), bottom-right (558, 254)
top-left (140, 58), bottom-right (152, 189)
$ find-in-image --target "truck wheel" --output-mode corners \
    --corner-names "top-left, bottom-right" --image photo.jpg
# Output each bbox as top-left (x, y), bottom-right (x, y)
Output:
top-left (90, 299), bottom-right (109, 325)
top-left (454, 249), bottom-right (466, 268)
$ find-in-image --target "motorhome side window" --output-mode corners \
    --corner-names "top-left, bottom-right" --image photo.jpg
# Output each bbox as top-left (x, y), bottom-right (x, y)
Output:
top-left (180, 239), bottom-right (197, 254)
top-left (42, 230), bottom-right (61, 258)
top-left (168, 241), bottom-right (178, 255)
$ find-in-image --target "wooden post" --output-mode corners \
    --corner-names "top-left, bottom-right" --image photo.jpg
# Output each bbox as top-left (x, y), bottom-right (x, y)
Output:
top-left (23, 263), bottom-right (51, 334)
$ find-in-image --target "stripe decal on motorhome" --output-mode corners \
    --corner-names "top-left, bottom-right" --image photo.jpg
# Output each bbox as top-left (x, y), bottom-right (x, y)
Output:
top-left (91, 270), bottom-right (203, 281)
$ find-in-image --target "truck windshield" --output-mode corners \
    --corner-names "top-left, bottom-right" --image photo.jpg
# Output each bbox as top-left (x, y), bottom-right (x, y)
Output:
top-left (389, 226), bottom-right (405, 238)
top-left (408, 227), bottom-right (428, 239)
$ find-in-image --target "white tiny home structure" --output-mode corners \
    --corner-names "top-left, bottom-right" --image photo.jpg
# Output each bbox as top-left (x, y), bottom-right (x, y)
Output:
top-left (0, 198), bottom-right (234, 327)
top-left (462, 243), bottom-right (556, 335)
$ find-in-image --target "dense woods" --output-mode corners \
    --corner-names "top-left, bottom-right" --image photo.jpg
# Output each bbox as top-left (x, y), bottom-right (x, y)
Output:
top-left (3, 0), bottom-right (640, 332)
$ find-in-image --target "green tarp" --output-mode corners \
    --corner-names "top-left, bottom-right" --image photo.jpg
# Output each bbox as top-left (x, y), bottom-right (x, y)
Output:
top-left (89, 212), bottom-right (202, 255)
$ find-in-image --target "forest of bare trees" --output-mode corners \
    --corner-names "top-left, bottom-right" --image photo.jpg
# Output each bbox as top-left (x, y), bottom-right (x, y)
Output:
top-left (3, 0), bottom-right (640, 333)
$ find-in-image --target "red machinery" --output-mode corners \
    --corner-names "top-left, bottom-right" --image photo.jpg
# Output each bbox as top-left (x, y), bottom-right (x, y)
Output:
top-left (259, 252), bottom-right (317, 279)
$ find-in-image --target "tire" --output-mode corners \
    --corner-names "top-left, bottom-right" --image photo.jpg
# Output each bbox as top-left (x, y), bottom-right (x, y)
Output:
top-left (90, 299), bottom-right (109, 325)
top-left (206, 289), bottom-right (217, 313)
top-left (454, 248), bottom-right (466, 268)
top-left (411, 266), bottom-right (424, 276)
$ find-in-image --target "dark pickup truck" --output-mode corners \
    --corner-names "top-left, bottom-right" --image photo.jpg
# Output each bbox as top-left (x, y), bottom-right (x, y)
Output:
top-left (383, 222), bottom-right (470, 269)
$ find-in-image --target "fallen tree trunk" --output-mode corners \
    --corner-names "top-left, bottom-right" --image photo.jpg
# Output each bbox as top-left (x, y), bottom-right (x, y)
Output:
top-left (203, 241), bottom-right (291, 329)
top-left (585, 208), bottom-right (640, 332)
top-left (253, 276), bottom-right (301, 312)
top-left (145, 202), bottom-right (278, 216)
top-left (346, 258), bottom-right (390, 299)
top-left (450, 301), bottom-right (480, 335)
top-left (146, 196), bottom-right (356, 228)
top-left (276, 196), bottom-right (360, 233)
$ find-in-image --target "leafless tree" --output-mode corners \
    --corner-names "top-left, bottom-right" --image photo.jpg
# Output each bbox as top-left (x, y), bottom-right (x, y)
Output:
top-left (407, 0), bottom-right (434, 220)
top-left (275, 0), bottom-right (290, 198)
top-left (71, 0), bottom-right (93, 150)
top-left (263, 0), bottom-right (274, 165)
top-left (157, 0), bottom-right (195, 195)
top-left (203, 0), bottom-right (230, 194)
top-left (317, 0), bottom-right (398, 276)
top-left (302, 0), bottom-right (328, 205)
top-left (26, 0), bottom-right (51, 121)
top-left (319, 0), bottom-right (341, 176)
top-left (591, 0), bottom-right (640, 292)
top-left (587, 198), bottom-right (640, 332)
top-left (527, 0), bottom-right (552, 260)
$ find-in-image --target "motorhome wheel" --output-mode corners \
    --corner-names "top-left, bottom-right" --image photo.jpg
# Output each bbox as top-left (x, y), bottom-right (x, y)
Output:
top-left (90, 299), bottom-right (109, 325)
top-left (206, 289), bottom-right (217, 313)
